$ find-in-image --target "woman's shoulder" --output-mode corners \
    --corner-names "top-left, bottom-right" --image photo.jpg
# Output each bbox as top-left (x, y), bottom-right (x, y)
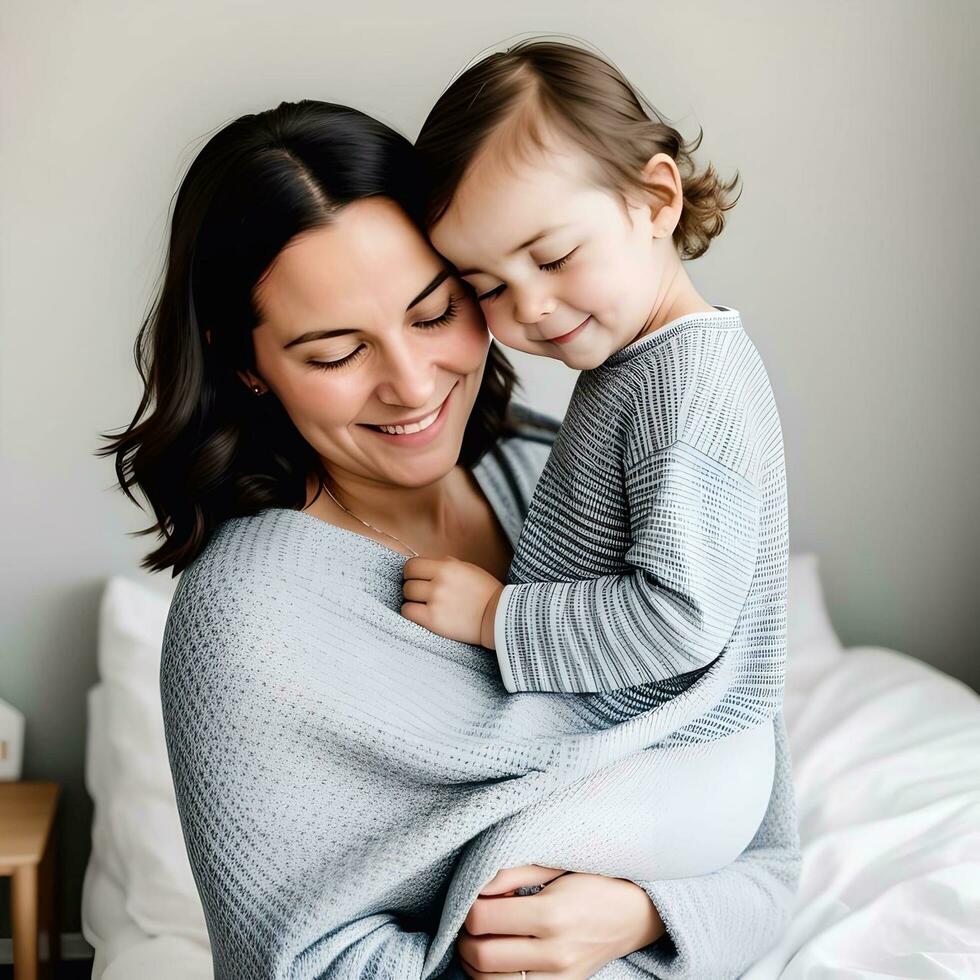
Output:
top-left (164, 510), bottom-right (306, 635)
top-left (473, 401), bottom-right (561, 522)
top-left (496, 402), bottom-right (561, 473)
top-left (165, 509), bottom-right (380, 642)
top-left (161, 506), bottom-right (392, 699)
top-left (504, 401), bottom-right (561, 445)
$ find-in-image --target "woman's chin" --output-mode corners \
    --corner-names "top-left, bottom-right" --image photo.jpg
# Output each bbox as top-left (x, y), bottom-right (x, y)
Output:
top-left (360, 427), bottom-right (465, 487)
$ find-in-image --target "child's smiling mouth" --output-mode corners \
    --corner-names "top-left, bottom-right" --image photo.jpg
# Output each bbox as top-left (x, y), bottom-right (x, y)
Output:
top-left (545, 315), bottom-right (592, 345)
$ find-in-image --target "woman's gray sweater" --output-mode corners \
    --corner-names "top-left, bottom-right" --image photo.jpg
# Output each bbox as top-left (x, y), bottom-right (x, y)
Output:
top-left (160, 404), bottom-right (801, 979)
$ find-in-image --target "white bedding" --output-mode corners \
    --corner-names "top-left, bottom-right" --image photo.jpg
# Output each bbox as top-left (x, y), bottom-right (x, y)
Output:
top-left (81, 554), bottom-right (980, 978)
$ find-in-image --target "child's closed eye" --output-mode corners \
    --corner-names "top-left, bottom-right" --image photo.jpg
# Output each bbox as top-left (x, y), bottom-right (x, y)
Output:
top-left (538, 247), bottom-right (578, 272)
top-left (476, 247), bottom-right (579, 302)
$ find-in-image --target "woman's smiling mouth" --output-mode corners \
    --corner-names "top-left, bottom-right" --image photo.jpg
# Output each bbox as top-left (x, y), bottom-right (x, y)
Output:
top-left (360, 382), bottom-right (458, 446)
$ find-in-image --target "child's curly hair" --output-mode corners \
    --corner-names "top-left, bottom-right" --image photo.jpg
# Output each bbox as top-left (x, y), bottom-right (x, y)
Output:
top-left (416, 38), bottom-right (740, 261)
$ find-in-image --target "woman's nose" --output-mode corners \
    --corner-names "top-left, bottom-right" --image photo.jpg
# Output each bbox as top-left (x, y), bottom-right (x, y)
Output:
top-left (375, 338), bottom-right (437, 408)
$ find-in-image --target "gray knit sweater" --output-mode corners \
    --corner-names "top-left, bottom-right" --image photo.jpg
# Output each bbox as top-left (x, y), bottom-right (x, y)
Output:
top-left (160, 404), bottom-right (801, 979)
top-left (496, 308), bottom-right (788, 749)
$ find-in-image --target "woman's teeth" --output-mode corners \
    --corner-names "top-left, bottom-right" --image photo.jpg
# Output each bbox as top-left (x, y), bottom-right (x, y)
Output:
top-left (375, 405), bottom-right (441, 435)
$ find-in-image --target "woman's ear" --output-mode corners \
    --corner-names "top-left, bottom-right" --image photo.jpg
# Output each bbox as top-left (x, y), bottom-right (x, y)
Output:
top-left (236, 369), bottom-right (267, 395)
top-left (640, 152), bottom-right (684, 239)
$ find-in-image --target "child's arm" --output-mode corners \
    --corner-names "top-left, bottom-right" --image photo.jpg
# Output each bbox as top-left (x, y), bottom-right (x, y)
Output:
top-left (400, 441), bottom-right (763, 695)
top-left (494, 441), bottom-right (762, 693)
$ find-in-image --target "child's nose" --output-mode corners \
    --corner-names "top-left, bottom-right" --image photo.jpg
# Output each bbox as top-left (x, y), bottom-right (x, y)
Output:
top-left (513, 289), bottom-right (558, 326)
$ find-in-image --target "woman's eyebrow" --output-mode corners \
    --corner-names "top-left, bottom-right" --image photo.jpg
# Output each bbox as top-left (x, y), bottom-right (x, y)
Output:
top-left (283, 268), bottom-right (452, 348)
top-left (456, 224), bottom-right (571, 276)
top-left (407, 268), bottom-right (450, 309)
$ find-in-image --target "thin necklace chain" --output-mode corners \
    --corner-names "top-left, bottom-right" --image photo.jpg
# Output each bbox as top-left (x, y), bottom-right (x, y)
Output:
top-left (319, 481), bottom-right (420, 558)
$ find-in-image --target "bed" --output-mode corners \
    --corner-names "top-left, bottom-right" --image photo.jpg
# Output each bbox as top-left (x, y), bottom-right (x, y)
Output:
top-left (80, 553), bottom-right (980, 978)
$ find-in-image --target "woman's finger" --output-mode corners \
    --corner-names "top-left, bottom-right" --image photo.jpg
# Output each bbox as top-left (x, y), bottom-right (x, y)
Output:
top-left (480, 864), bottom-right (567, 896)
top-left (464, 891), bottom-right (554, 941)
top-left (459, 966), bottom-right (534, 980)
top-left (459, 963), bottom-right (529, 980)
top-left (457, 930), bottom-right (563, 975)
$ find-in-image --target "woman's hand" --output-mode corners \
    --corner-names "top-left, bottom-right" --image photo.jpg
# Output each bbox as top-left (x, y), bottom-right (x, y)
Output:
top-left (457, 864), bottom-right (666, 979)
top-left (402, 556), bottom-right (504, 647)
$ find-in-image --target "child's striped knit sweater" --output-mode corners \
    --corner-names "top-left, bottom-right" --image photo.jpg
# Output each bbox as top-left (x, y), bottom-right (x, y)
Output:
top-left (496, 307), bottom-right (789, 745)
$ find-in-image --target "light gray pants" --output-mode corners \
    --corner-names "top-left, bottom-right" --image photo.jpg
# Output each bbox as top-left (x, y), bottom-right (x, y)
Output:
top-left (482, 719), bottom-right (777, 887)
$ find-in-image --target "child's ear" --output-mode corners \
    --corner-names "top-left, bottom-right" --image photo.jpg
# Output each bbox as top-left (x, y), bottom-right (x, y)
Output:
top-left (640, 152), bottom-right (684, 239)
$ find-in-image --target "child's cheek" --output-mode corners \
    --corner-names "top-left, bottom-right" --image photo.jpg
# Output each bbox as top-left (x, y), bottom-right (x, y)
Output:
top-left (565, 264), bottom-right (617, 322)
top-left (484, 308), bottom-right (526, 350)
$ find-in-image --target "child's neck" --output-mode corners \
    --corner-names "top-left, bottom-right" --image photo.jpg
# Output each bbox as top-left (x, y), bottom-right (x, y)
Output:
top-left (625, 266), bottom-right (717, 350)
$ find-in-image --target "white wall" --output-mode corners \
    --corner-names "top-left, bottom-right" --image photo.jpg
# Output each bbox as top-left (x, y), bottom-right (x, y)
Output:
top-left (2, 0), bottom-right (978, 939)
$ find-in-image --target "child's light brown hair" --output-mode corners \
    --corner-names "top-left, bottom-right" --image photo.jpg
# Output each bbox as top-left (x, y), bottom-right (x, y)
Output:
top-left (416, 39), bottom-right (740, 261)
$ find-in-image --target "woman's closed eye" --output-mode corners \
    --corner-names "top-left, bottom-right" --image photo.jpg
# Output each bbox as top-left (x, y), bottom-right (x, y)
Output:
top-left (307, 295), bottom-right (461, 371)
top-left (476, 247), bottom-right (578, 303)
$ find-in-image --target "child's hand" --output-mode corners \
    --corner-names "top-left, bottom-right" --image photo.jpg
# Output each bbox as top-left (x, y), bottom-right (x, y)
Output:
top-left (401, 556), bottom-right (503, 648)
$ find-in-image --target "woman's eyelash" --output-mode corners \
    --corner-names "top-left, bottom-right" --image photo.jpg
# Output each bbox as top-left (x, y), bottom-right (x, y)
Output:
top-left (477, 249), bottom-right (577, 302)
top-left (307, 296), bottom-right (460, 371)
top-left (416, 295), bottom-right (459, 329)
top-left (307, 347), bottom-right (366, 371)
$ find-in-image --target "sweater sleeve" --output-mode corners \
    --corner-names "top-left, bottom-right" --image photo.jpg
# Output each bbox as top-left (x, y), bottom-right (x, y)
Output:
top-left (622, 710), bottom-right (802, 979)
top-left (494, 440), bottom-right (762, 693)
top-left (160, 592), bottom-right (445, 980)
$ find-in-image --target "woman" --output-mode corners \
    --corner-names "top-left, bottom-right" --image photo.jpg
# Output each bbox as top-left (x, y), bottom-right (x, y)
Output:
top-left (101, 99), bottom-right (801, 979)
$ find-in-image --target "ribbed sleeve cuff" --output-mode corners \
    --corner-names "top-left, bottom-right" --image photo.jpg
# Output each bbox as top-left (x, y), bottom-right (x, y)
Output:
top-left (624, 877), bottom-right (704, 978)
top-left (493, 584), bottom-right (518, 693)
top-left (625, 870), bottom-right (780, 980)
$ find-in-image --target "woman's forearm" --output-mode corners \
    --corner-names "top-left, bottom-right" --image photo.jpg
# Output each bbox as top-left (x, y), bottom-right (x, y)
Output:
top-left (606, 879), bottom-right (668, 958)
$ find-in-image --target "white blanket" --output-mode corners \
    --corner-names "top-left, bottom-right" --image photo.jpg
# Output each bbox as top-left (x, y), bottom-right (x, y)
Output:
top-left (748, 643), bottom-right (980, 978)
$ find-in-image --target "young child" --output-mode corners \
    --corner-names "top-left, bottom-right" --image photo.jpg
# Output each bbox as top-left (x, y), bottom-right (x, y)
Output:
top-left (402, 41), bottom-right (787, 767)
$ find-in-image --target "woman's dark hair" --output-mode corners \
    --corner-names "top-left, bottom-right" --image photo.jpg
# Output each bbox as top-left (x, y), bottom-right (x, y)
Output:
top-left (415, 39), bottom-right (740, 260)
top-left (98, 99), bottom-right (518, 576)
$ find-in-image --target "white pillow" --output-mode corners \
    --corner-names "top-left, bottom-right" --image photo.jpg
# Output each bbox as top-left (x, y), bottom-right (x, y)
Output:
top-left (94, 574), bottom-right (208, 942)
top-left (787, 551), bottom-right (844, 659)
top-left (785, 552), bottom-right (844, 726)
top-left (787, 552), bottom-right (842, 652)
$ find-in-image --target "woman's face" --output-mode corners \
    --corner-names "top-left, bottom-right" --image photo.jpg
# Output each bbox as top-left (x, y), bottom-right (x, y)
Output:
top-left (244, 196), bottom-right (490, 490)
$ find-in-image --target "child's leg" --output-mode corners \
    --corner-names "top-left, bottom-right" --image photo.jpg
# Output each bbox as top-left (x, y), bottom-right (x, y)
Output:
top-left (463, 719), bottom-right (777, 885)
top-left (625, 720), bottom-right (777, 879)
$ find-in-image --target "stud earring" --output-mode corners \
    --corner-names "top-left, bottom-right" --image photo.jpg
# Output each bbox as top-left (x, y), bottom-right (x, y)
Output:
top-left (252, 385), bottom-right (264, 395)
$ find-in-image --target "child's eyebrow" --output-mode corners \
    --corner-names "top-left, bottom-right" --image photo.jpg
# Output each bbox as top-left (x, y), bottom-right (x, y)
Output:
top-left (457, 223), bottom-right (572, 276)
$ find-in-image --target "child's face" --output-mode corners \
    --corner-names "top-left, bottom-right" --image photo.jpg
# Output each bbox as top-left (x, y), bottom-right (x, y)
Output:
top-left (429, 136), bottom-right (669, 370)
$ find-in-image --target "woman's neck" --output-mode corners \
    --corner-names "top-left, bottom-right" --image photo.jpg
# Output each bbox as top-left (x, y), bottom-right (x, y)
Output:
top-left (303, 466), bottom-right (472, 555)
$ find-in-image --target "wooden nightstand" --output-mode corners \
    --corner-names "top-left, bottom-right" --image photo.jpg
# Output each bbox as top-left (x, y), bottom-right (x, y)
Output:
top-left (0, 782), bottom-right (60, 980)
